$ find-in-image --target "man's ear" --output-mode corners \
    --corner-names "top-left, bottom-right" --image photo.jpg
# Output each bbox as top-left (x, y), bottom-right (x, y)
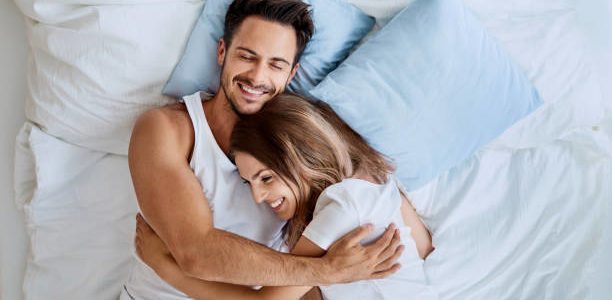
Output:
top-left (288, 62), bottom-right (300, 83)
top-left (217, 38), bottom-right (227, 66)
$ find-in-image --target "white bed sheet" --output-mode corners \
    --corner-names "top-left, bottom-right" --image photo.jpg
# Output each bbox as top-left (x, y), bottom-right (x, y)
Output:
top-left (411, 120), bottom-right (611, 299)
top-left (576, 0), bottom-right (612, 296)
top-left (5, 0), bottom-right (612, 299)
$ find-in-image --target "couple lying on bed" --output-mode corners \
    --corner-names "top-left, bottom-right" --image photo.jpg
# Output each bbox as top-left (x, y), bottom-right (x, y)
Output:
top-left (122, 0), bottom-right (437, 299)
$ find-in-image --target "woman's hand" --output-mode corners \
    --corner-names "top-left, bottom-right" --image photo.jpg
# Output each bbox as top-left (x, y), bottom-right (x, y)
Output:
top-left (135, 213), bottom-right (176, 272)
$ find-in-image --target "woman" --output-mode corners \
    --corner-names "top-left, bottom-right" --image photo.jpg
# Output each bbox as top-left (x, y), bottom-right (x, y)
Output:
top-left (136, 93), bottom-right (438, 299)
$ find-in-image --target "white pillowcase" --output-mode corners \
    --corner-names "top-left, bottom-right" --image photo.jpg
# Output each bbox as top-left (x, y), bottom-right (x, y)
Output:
top-left (20, 0), bottom-right (603, 156)
top-left (346, 0), bottom-right (416, 27)
top-left (21, 0), bottom-right (203, 155)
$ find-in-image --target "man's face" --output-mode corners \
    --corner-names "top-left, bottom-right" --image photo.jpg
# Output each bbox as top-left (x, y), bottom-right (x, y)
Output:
top-left (218, 16), bottom-right (299, 115)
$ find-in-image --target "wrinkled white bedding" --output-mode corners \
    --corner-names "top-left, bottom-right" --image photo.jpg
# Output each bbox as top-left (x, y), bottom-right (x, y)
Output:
top-left (10, 0), bottom-right (611, 299)
top-left (14, 114), bottom-right (611, 299)
top-left (14, 123), bottom-right (138, 299)
top-left (412, 121), bottom-right (611, 299)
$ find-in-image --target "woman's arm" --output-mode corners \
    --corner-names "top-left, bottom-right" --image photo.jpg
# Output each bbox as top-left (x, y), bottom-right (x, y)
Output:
top-left (399, 194), bottom-right (434, 259)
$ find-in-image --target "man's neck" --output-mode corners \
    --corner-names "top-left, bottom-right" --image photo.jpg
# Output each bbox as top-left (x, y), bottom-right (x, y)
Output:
top-left (203, 91), bottom-right (239, 156)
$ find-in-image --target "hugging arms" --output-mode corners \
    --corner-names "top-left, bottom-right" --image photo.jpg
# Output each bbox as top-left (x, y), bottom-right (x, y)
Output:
top-left (129, 95), bottom-right (434, 300)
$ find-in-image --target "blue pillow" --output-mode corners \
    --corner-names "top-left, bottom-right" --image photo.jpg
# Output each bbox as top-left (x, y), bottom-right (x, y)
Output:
top-left (163, 0), bottom-right (375, 98)
top-left (311, 0), bottom-right (543, 190)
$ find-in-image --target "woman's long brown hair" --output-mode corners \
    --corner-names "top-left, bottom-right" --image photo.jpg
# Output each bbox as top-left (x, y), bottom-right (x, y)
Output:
top-left (231, 93), bottom-right (394, 249)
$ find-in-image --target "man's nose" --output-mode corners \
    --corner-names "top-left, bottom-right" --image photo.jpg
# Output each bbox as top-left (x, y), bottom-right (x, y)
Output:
top-left (247, 61), bottom-right (268, 85)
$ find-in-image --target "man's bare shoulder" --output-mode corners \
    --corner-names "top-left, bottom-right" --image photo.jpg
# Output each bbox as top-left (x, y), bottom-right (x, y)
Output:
top-left (130, 103), bottom-right (195, 161)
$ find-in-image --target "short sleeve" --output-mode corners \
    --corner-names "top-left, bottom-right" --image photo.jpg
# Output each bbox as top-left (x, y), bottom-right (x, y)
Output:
top-left (302, 185), bottom-right (360, 250)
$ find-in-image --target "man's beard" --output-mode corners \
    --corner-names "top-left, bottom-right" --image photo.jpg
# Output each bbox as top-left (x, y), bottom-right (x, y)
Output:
top-left (219, 62), bottom-right (277, 117)
top-left (220, 75), bottom-right (244, 117)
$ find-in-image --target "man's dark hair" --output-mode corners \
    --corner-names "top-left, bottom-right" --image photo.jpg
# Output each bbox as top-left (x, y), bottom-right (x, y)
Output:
top-left (224, 0), bottom-right (314, 66)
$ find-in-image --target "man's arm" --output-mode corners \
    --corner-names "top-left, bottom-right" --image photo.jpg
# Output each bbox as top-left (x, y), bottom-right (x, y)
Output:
top-left (136, 215), bottom-right (401, 300)
top-left (136, 214), bottom-right (318, 300)
top-left (162, 234), bottom-right (327, 300)
top-left (129, 107), bottom-right (402, 286)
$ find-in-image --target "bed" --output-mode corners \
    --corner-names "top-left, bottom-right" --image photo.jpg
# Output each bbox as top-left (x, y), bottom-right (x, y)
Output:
top-left (2, 0), bottom-right (611, 299)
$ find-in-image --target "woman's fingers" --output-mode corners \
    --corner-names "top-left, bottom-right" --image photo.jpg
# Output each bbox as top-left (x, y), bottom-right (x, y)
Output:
top-left (136, 214), bottom-right (143, 231)
top-left (136, 213), bottom-right (153, 234)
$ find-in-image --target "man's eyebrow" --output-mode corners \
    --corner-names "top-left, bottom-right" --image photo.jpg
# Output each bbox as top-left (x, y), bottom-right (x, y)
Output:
top-left (236, 47), bottom-right (291, 66)
top-left (270, 57), bottom-right (291, 66)
top-left (236, 47), bottom-right (257, 56)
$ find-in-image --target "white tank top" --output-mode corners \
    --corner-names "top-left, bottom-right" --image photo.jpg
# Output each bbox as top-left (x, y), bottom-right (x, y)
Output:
top-left (122, 91), bottom-right (285, 299)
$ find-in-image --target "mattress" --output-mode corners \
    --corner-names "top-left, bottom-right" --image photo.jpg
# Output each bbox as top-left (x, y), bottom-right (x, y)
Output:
top-left (4, 0), bottom-right (612, 299)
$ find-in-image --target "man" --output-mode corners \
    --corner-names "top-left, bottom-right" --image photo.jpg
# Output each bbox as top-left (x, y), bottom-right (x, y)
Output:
top-left (123, 0), bottom-right (402, 298)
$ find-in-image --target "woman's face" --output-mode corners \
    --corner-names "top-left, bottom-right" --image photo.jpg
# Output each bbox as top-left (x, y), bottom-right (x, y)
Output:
top-left (234, 151), bottom-right (298, 221)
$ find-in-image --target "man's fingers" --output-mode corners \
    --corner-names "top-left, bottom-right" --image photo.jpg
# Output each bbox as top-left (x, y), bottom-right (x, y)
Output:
top-left (374, 245), bottom-right (404, 273)
top-left (341, 224), bottom-right (374, 247)
top-left (370, 263), bottom-right (401, 280)
top-left (368, 224), bottom-right (397, 254)
top-left (377, 229), bottom-right (401, 260)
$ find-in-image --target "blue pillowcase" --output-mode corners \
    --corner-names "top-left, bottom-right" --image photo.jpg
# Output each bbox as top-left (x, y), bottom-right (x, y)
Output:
top-left (311, 0), bottom-right (543, 189)
top-left (163, 0), bottom-right (375, 98)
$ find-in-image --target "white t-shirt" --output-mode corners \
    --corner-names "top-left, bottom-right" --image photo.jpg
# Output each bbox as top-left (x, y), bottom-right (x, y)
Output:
top-left (302, 177), bottom-right (439, 300)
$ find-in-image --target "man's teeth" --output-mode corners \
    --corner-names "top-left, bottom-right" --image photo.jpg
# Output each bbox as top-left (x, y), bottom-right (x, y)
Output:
top-left (269, 197), bottom-right (284, 209)
top-left (240, 83), bottom-right (265, 95)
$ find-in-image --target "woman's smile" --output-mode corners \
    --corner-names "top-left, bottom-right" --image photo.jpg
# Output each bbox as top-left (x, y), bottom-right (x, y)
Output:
top-left (235, 151), bottom-right (298, 221)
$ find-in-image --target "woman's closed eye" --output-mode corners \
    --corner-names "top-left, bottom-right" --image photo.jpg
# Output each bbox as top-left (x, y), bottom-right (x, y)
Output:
top-left (261, 175), bottom-right (273, 183)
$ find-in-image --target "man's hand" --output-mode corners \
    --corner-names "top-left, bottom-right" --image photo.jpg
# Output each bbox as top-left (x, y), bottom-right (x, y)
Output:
top-left (320, 223), bottom-right (404, 284)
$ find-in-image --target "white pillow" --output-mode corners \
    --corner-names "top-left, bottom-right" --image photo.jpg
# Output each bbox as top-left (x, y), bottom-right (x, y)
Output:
top-left (14, 123), bottom-right (138, 299)
top-left (20, 0), bottom-right (203, 155)
top-left (346, 0), bottom-right (415, 27)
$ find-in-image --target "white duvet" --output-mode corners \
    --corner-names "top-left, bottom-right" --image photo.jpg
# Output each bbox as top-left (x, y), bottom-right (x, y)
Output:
top-left (14, 113), bottom-right (611, 299)
top-left (12, 0), bottom-right (611, 299)
top-left (413, 121), bottom-right (611, 299)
